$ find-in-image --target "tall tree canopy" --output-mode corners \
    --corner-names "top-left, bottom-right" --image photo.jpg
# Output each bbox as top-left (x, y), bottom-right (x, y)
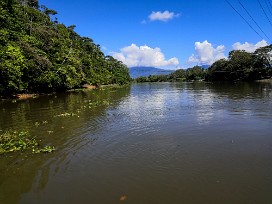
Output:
top-left (0, 0), bottom-right (130, 95)
top-left (206, 45), bottom-right (272, 81)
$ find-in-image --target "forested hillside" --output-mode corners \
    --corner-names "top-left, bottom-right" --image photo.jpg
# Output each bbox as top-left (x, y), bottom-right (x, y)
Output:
top-left (0, 0), bottom-right (130, 95)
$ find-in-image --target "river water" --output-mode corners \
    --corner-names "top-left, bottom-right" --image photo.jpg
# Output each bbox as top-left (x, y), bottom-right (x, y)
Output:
top-left (0, 82), bottom-right (272, 204)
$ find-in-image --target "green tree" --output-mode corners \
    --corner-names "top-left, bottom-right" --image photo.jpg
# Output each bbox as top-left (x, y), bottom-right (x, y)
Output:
top-left (253, 45), bottom-right (272, 78)
top-left (0, 0), bottom-right (131, 95)
top-left (206, 47), bottom-right (272, 81)
top-left (186, 66), bottom-right (205, 80)
top-left (0, 43), bottom-right (27, 94)
top-left (169, 69), bottom-right (186, 81)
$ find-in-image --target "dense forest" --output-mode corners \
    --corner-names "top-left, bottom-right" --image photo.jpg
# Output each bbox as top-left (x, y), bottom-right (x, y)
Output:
top-left (0, 0), bottom-right (130, 96)
top-left (135, 45), bottom-right (272, 83)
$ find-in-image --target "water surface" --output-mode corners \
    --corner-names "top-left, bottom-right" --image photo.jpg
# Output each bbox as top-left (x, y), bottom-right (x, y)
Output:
top-left (0, 82), bottom-right (272, 204)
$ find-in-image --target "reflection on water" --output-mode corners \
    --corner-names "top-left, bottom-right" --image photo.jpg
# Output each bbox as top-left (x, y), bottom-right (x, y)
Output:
top-left (0, 82), bottom-right (272, 204)
top-left (0, 86), bottom-right (131, 204)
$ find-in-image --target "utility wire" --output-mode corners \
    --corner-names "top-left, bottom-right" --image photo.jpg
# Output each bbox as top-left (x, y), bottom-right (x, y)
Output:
top-left (238, 0), bottom-right (271, 42)
top-left (269, 0), bottom-right (272, 11)
top-left (257, 0), bottom-right (272, 27)
top-left (225, 0), bottom-right (264, 39)
top-left (264, 0), bottom-right (272, 17)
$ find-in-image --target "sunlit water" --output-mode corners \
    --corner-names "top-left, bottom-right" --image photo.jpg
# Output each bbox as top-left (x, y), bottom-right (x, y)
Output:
top-left (0, 82), bottom-right (272, 204)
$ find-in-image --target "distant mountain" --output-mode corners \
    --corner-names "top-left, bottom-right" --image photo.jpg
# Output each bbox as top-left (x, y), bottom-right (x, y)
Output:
top-left (200, 65), bottom-right (210, 69)
top-left (129, 67), bottom-right (174, 79)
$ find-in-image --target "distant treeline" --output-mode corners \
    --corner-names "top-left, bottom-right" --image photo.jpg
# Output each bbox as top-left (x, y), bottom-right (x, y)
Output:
top-left (0, 0), bottom-right (130, 95)
top-left (135, 66), bottom-right (205, 82)
top-left (135, 45), bottom-right (272, 83)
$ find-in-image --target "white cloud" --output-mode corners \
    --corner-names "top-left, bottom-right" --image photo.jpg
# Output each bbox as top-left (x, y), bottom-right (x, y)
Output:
top-left (232, 40), bottom-right (268, 53)
top-left (148, 10), bottom-right (180, 22)
top-left (188, 40), bottom-right (227, 65)
top-left (112, 44), bottom-right (179, 68)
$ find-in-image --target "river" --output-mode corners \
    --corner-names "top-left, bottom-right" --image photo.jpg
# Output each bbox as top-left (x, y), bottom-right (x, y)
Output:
top-left (0, 82), bottom-right (272, 204)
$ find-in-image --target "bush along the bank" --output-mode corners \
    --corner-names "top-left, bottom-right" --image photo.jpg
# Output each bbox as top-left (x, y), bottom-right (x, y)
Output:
top-left (0, 0), bottom-right (131, 96)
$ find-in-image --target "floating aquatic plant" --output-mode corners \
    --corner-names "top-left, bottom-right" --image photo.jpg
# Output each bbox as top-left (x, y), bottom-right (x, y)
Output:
top-left (0, 130), bottom-right (55, 154)
top-left (42, 120), bottom-right (48, 124)
top-left (33, 145), bottom-right (55, 153)
top-left (54, 112), bottom-right (77, 117)
top-left (88, 100), bottom-right (111, 108)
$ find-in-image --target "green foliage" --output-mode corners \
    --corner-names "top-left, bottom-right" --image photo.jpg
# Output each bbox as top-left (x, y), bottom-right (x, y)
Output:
top-left (34, 145), bottom-right (55, 153)
top-left (134, 47), bottom-right (271, 83)
top-left (0, 130), bottom-right (55, 154)
top-left (134, 66), bottom-right (206, 83)
top-left (0, 0), bottom-right (130, 95)
top-left (186, 66), bottom-right (205, 80)
top-left (206, 46), bottom-right (272, 81)
top-left (135, 75), bottom-right (169, 83)
top-left (55, 112), bottom-right (77, 117)
top-left (169, 69), bottom-right (186, 81)
top-left (254, 45), bottom-right (272, 77)
top-left (0, 43), bottom-right (27, 94)
top-left (135, 76), bottom-right (150, 83)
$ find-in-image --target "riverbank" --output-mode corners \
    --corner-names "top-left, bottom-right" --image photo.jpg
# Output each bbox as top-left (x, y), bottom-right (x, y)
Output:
top-left (0, 83), bottom-right (129, 100)
top-left (256, 77), bottom-right (272, 82)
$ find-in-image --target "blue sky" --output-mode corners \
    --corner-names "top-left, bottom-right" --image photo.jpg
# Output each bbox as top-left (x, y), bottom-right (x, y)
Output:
top-left (39, 0), bottom-right (271, 69)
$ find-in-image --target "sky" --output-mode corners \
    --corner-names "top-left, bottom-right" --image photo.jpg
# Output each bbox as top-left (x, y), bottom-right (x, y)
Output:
top-left (39, 0), bottom-right (272, 69)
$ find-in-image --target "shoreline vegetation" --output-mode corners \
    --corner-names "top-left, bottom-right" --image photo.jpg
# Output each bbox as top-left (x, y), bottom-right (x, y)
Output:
top-left (133, 47), bottom-right (272, 83)
top-left (1, 0), bottom-right (271, 98)
top-left (0, 0), bottom-right (271, 155)
top-left (0, 0), bottom-right (131, 97)
top-left (0, 83), bottom-right (127, 100)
